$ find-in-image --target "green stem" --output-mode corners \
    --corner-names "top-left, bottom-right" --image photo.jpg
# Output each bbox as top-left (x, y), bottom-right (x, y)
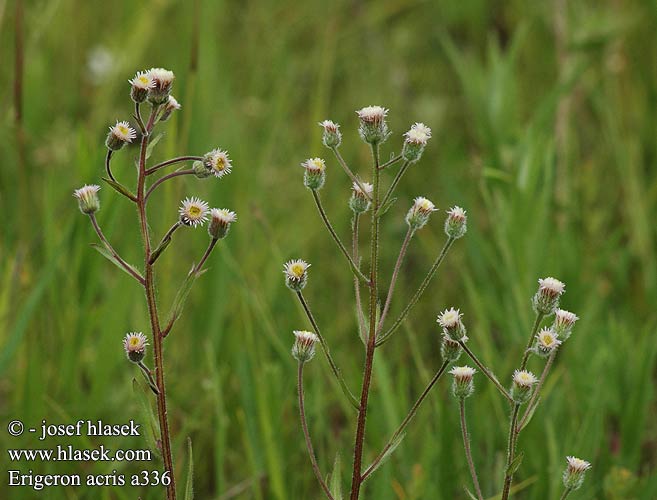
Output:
top-left (501, 404), bottom-right (521, 500)
top-left (105, 150), bottom-right (115, 182)
top-left (459, 341), bottom-right (513, 403)
top-left (352, 214), bottom-right (367, 345)
top-left (145, 169), bottom-right (195, 202)
top-left (559, 487), bottom-right (573, 500)
top-left (149, 222), bottom-right (182, 265)
top-left (192, 237), bottom-right (219, 275)
top-left (378, 160), bottom-right (410, 213)
top-left (330, 147), bottom-right (371, 201)
top-left (378, 153), bottom-right (403, 170)
top-left (146, 156), bottom-right (203, 175)
top-left (519, 313), bottom-right (544, 371)
top-left (517, 351), bottom-right (556, 432)
top-left (459, 399), bottom-right (484, 500)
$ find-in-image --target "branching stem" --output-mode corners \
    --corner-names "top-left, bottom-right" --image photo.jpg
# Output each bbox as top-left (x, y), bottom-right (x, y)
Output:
top-left (459, 341), bottom-right (513, 403)
top-left (145, 169), bottom-right (195, 202)
top-left (146, 156), bottom-right (203, 175)
top-left (459, 399), bottom-right (484, 500)
top-left (330, 147), bottom-right (372, 201)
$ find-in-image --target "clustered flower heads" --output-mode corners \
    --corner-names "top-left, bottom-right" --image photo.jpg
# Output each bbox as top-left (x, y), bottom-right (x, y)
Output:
top-left (356, 105), bottom-right (390, 144)
top-left (402, 122), bottom-right (432, 163)
top-left (437, 307), bottom-right (467, 341)
top-left (563, 456), bottom-right (591, 491)
top-left (449, 366), bottom-right (476, 399)
top-left (534, 327), bottom-right (562, 357)
top-left (123, 332), bottom-right (148, 363)
top-left (202, 148), bottom-right (233, 179)
top-left (553, 309), bottom-right (579, 340)
top-left (106, 120), bottom-right (137, 151)
top-left (406, 196), bottom-right (437, 230)
top-left (318, 120), bottom-right (342, 148)
top-left (73, 184), bottom-right (101, 214)
top-left (533, 277), bottom-right (566, 315)
top-left (511, 369), bottom-right (538, 404)
top-left (301, 157), bottom-right (327, 190)
top-left (208, 208), bottom-right (237, 240)
top-left (445, 206), bottom-right (468, 239)
top-left (283, 259), bottom-right (311, 292)
top-left (179, 197), bottom-right (210, 227)
top-left (349, 181), bottom-right (373, 214)
top-left (292, 330), bottom-right (319, 363)
top-left (147, 68), bottom-right (175, 104)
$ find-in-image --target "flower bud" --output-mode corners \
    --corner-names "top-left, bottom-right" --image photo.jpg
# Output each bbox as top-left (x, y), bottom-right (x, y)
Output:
top-left (510, 370), bottom-right (538, 404)
top-left (105, 121), bottom-right (137, 151)
top-left (129, 70), bottom-right (155, 103)
top-left (401, 122), bottom-right (431, 163)
top-left (553, 309), bottom-right (579, 340)
top-left (193, 160), bottom-right (213, 179)
top-left (406, 197), bottom-right (437, 230)
top-left (203, 148), bottom-right (232, 178)
top-left (449, 366), bottom-right (476, 399)
top-left (301, 158), bottom-right (326, 191)
top-left (208, 208), bottom-right (237, 240)
top-left (318, 120), bottom-right (342, 148)
top-left (437, 307), bottom-right (467, 341)
top-left (533, 327), bottom-right (562, 358)
top-left (292, 330), bottom-right (319, 363)
top-left (532, 277), bottom-right (566, 315)
top-left (123, 332), bottom-right (148, 363)
top-left (441, 334), bottom-right (464, 363)
top-left (283, 259), bottom-right (311, 291)
top-left (179, 197), bottom-right (210, 227)
top-left (562, 456), bottom-right (591, 491)
top-left (147, 68), bottom-right (175, 104)
top-left (73, 185), bottom-right (101, 214)
top-left (159, 95), bottom-right (181, 122)
top-left (349, 181), bottom-right (373, 214)
top-left (444, 206), bottom-right (467, 239)
top-left (356, 105), bottom-right (390, 144)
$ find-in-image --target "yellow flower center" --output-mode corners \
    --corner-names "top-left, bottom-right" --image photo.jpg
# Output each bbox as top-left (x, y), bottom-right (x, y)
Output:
top-left (118, 125), bottom-right (129, 135)
top-left (214, 158), bottom-right (225, 171)
top-left (138, 76), bottom-right (150, 85)
top-left (290, 264), bottom-right (305, 277)
top-left (129, 337), bottom-right (140, 347)
top-left (189, 206), bottom-right (202, 217)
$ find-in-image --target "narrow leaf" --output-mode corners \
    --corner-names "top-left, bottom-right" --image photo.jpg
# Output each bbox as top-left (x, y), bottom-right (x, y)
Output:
top-left (378, 196), bottom-right (397, 217)
top-left (166, 268), bottom-right (203, 326)
top-left (506, 451), bottom-right (525, 476)
top-left (328, 452), bottom-right (342, 500)
top-left (102, 177), bottom-right (137, 201)
top-left (463, 487), bottom-right (478, 500)
top-left (184, 437), bottom-right (194, 500)
top-left (146, 132), bottom-right (164, 159)
top-left (365, 432), bottom-right (406, 478)
top-left (149, 237), bottom-right (172, 264)
top-left (519, 398), bottom-right (541, 432)
top-left (132, 378), bottom-right (161, 459)
top-left (90, 244), bottom-right (143, 281)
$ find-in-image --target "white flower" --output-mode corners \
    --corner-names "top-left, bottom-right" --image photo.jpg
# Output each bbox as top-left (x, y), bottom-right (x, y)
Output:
top-left (538, 277), bottom-right (566, 298)
top-left (412, 197), bottom-right (437, 215)
top-left (437, 307), bottom-right (462, 329)
top-left (449, 366), bottom-right (476, 382)
top-left (301, 157), bottom-right (326, 173)
top-left (292, 330), bottom-right (319, 362)
top-left (535, 327), bottom-right (562, 354)
top-left (447, 206), bottom-right (467, 221)
top-left (204, 149), bottom-right (232, 178)
top-left (356, 105), bottom-right (388, 124)
top-left (109, 121), bottom-right (137, 143)
top-left (166, 95), bottom-right (181, 110)
top-left (513, 370), bottom-right (538, 387)
top-left (555, 309), bottom-right (579, 329)
top-left (318, 120), bottom-right (340, 133)
top-left (352, 181), bottom-right (373, 197)
top-left (404, 122), bottom-right (432, 145)
top-left (148, 68), bottom-right (175, 88)
top-left (179, 197), bottom-right (210, 227)
top-left (210, 208), bottom-right (236, 224)
top-left (129, 70), bottom-right (155, 90)
top-left (566, 456), bottom-right (591, 473)
top-left (283, 259), bottom-right (311, 280)
top-left (123, 332), bottom-right (148, 362)
top-left (73, 184), bottom-right (101, 214)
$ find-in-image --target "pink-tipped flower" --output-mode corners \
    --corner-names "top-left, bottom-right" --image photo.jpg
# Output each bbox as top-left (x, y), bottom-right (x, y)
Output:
top-left (159, 95), bottom-right (181, 122)
top-left (349, 181), bottom-right (373, 213)
top-left (511, 370), bottom-right (538, 404)
top-left (445, 206), bottom-right (467, 239)
top-left (406, 197), bottom-right (437, 230)
top-left (563, 456), bottom-right (592, 491)
top-left (73, 184), bottom-right (101, 214)
top-left (123, 332), bottom-right (148, 363)
top-left (129, 70), bottom-right (155, 103)
top-left (179, 197), bottom-right (210, 227)
top-left (318, 120), bottom-right (342, 148)
top-left (208, 208), bottom-right (237, 240)
top-left (553, 309), bottom-right (579, 340)
top-left (147, 67), bottom-right (175, 104)
top-left (532, 277), bottom-right (566, 315)
top-left (283, 259), bottom-right (311, 291)
top-left (301, 158), bottom-right (326, 190)
top-left (292, 330), bottom-right (319, 363)
top-left (356, 105), bottom-right (390, 144)
top-left (203, 148), bottom-right (232, 179)
top-left (402, 122), bottom-right (432, 162)
top-left (449, 365), bottom-right (476, 399)
top-left (437, 307), bottom-right (466, 341)
top-left (106, 121), bottom-right (137, 151)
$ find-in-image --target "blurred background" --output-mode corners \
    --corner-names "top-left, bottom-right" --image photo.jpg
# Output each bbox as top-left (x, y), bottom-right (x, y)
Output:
top-left (1, 0), bottom-right (656, 498)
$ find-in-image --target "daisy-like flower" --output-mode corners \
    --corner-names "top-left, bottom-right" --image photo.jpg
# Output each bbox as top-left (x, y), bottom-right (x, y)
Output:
top-left (208, 208), bottom-right (237, 240)
top-left (283, 259), bottom-right (311, 291)
top-left (106, 120), bottom-right (137, 151)
top-left (356, 105), bottom-right (390, 144)
top-left (301, 158), bottom-right (327, 190)
top-left (147, 67), bottom-right (175, 104)
top-left (178, 197), bottom-right (210, 227)
top-left (534, 327), bottom-right (562, 357)
top-left (203, 148), bottom-right (232, 178)
top-left (445, 206), bottom-right (468, 239)
top-left (563, 456), bottom-right (592, 491)
top-left (349, 181), bottom-right (373, 214)
top-left (292, 330), bottom-right (319, 363)
top-left (533, 277), bottom-right (566, 315)
top-left (159, 95), bottom-right (181, 122)
top-left (406, 197), bottom-right (437, 230)
top-left (73, 184), bottom-right (101, 214)
top-left (553, 309), bottom-right (579, 340)
top-left (129, 70), bottom-right (155, 103)
top-left (449, 366), bottom-right (476, 399)
top-left (123, 332), bottom-right (148, 363)
top-left (318, 120), bottom-right (342, 148)
top-left (437, 307), bottom-right (466, 341)
top-left (511, 369), bottom-right (538, 404)
top-left (404, 122), bottom-right (432, 145)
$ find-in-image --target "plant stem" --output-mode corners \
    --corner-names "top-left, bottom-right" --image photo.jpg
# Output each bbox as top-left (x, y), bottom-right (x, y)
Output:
top-left (150, 222), bottom-right (182, 265)
top-left (501, 404), bottom-right (521, 500)
top-left (458, 341), bottom-right (513, 403)
top-left (296, 291), bottom-right (359, 409)
top-left (376, 237), bottom-right (455, 347)
top-left (517, 351), bottom-right (556, 432)
top-left (297, 362), bottom-right (335, 500)
top-left (376, 226), bottom-right (414, 334)
top-left (145, 169), bottom-right (195, 202)
top-left (559, 487), bottom-right (573, 500)
top-left (330, 147), bottom-right (372, 201)
top-left (311, 189), bottom-right (370, 285)
top-left (192, 237), bottom-right (219, 274)
top-left (88, 213), bottom-right (145, 284)
top-left (352, 214), bottom-right (367, 345)
top-left (378, 153), bottom-right (402, 170)
top-left (349, 143), bottom-right (381, 500)
top-left (459, 399), bottom-right (484, 500)
top-left (138, 361), bottom-right (160, 395)
top-left (136, 105), bottom-right (177, 500)
top-left (519, 313), bottom-right (544, 371)
top-left (361, 360), bottom-right (448, 482)
top-left (105, 150), bottom-right (115, 182)
top-left (135, 102), bottom-right (146, 134)
top-left (146, 156), bottom-right (203, 175)
top-left (378, 160), bottom-right (410, 212)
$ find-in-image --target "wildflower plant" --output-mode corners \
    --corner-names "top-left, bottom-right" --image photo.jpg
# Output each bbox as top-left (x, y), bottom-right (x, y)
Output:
top-left (75, 67), bottom-right (236, 499)
top-left (284, 107), bottom-right (590, 499)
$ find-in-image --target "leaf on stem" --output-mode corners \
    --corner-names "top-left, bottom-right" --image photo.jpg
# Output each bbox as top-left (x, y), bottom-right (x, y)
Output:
top-left (377, 196), bottom-right (397, 217)
top-left (464, 487), bottom-right (479, 500)
top-left (149, 237), bottom-right (172, 265)
top-left (145, 132), bottom-right (164, 160)
top-left (166, 267), bottom-right (205, 327)
top-left (518, 397), bottom-right (541, 432)
top-left (132, 378), bottom-right (161, 459)
top-left (328, 452), bottom-right (343, 500)
top-left (184, 437), bottom-right (194, 500)
top-left (101, 177), bottom-right (137, 201)
top-left (90, 244), bottom-right (143, 281)
top-left (367, 432), bottom-right (406, 478)
top-left (506, 451), bottom-right (525, 476)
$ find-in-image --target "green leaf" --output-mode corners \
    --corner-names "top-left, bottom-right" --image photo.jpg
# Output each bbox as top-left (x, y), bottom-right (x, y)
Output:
top-left (90, 244), bottom-right (143, 281)
top-left (519, 398), bottom-right (541, 432)
top-left (101, 177), bottom-right (137, 201)
top-left (506, 451), bottom-right (525, 476)
top-left (328, 452), bottom-right (342, 500)
top-left (463, 487), bottom-right (478, 500)
top-left (364, 432), bottom-right (406, 480)
top-left (132, 378), bottom-right (161, 459)
top-left (377, 196), bottom-right (397, 217)
top-left (184, 437), bottom-right (194, 500)
top-left (166, 268), bottom-right (203, 326)
top-left (149, 237), bottom-right (172, 265)
top-left (146, 132), bottom-right (164, 160)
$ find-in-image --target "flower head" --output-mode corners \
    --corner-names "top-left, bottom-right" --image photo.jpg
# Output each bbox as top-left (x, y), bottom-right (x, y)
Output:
top-left (441, 333), bottom-right (464, 363)
top-left (123, 332), bottom-right (148, 363)
top-left (318, 120), bottom-right (342, 148)
top-left (553, 309), bottom-right (579, 340)
top-left (349, 181), bottom-right (373, 213)
top-left (563, 456), bottom-right (592, 490)
top-left (533, 277), bottom-right (566, 315)
top-left (402, 122), bottom-right (432, 162)
top-left (437, 307), bottom-right (466, 341)
top-left (449, 366), bottom-right (476, 399)
top-left (534, 327), bottom-right (562, 357)
top-left (147, 67), bottom-right (175, 104)
top-left (301, 158), bottom-right (326, 190)
top-left (208, 208), bottom-right (237, 240)
top-left (283, 259), bottom-right (311, 291)
top-left (406, 197), bottom-right (437, 230)
top-left (511, 369), bottom-right (538, 404)
top-left (159, 95), bottom-right (181, 122)
top-left (73, 184), bottom-right (101, 214)
top-left (129, 70), bottom-right (155, 103)
top-left (179, 197), bottom-right (210, 227)
top-left (203, 149), bottom-right (232, 178)
top-left (356, 105), bottom-right (390, 144)
top-left (106, 120), bottom-right (137, 151)
top-left (445, 206), bottom-right (468, 239)
top-left (292, 330), bottom-right (319, 363)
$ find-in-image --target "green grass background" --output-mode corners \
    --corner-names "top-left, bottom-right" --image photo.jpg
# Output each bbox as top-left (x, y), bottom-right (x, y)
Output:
top-left (1, 0), bottom-right (656, 498)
